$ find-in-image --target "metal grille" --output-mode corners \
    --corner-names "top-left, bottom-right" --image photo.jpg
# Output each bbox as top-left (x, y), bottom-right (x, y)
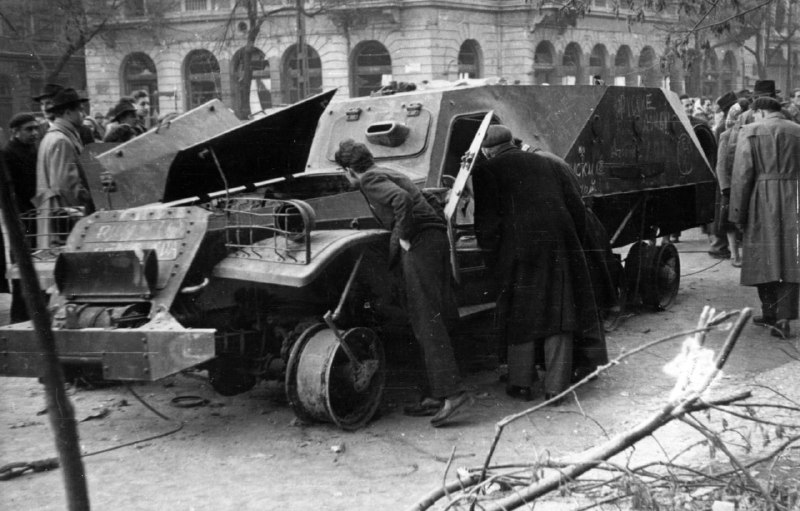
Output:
top-left (213, 198), bottom-right (314, 264)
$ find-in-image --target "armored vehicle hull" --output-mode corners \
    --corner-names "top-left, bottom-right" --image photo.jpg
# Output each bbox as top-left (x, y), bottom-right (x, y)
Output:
top-left (1, 84), bottom-right (716, 428)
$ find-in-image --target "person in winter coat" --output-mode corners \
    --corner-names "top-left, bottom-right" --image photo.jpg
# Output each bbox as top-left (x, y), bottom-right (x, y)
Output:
top-left (334, 139), bottom-right (472, 427)
top-left (473, 125), bottom-right (604, 402)
top-left (34, 88), bottom-right (95, 248)
top-left (730, 96), bottom-right (800, 339)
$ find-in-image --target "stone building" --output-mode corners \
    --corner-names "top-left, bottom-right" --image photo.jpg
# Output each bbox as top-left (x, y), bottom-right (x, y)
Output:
top-left (0, 7), bottom-right (86, 135)
top-left (86, 0), bottom-right (750, 120)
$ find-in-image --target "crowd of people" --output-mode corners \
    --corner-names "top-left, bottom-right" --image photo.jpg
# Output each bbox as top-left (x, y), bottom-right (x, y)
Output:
top-left (681, 79), bottom-right (800, 340)
top-left (0, 83), bottom-right (155, 322)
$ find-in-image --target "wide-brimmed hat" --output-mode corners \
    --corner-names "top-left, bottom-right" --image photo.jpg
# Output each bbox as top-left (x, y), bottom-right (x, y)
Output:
top-left (481, 125), bottom-right (513, 148)
top-left (753, 80), bottom-right (779, 98)
top-left (716, 91), bottom-right (738, 112)
top-left (32, 83), bottom-right (65, 102)
top-left (45, 88), bottom-right (89, 112)
top-left (110, 100), bottom-right (137, 122)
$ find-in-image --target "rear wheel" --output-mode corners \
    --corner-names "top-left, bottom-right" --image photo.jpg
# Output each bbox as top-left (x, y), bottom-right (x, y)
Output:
top-left (624, 240), bottom-right (680, 311)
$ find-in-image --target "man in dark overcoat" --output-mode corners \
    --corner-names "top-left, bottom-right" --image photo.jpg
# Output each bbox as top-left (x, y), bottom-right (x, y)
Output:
top-left (473, 125), bottom-right (604, 401)
top-left (3, 113), bottom-right (41, 322)
top-left (334, 139), bottom-right (472, 427)
top-left (730, 96), bottom-right (800, 339)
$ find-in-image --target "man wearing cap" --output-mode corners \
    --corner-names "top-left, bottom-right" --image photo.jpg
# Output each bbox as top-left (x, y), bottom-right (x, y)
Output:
top-left (473, 125), bottom-right (600, 403)
top-left (34, 88), bottom-right (95, 248)
top-left (334, 139), bottom-right (472, 427)
top-left (103, 100), bottom-right (139, 143)
top-left (730, 96), bottom-right (800, 339)
top-left (2, 113), bottom-right (41, 320)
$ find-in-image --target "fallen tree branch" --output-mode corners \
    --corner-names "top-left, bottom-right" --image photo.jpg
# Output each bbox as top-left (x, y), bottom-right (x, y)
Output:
top-left (410, 307), bottom-right (754, 511)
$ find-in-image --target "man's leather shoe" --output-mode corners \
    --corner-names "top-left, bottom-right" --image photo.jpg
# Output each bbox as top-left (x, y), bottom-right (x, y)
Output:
top-left (404, 397), bottom-right (443, 417)
top-left (753, 316), bottom-right (776, 327)
top-left (771, 320), bottom-right (791, 340)
top-left (430, 392), bottom-right (473, 427)
top-left (708, 249), bottom-right (731, 260)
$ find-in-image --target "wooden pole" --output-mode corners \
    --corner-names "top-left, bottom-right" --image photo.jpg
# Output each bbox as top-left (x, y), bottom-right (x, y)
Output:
top-left (0, 151), bottom-right (89, 509)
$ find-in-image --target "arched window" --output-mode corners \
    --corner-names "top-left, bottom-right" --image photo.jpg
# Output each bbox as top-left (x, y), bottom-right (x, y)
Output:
top-left (282, 43), bottom-right (322, 103)
top-left (562, 42), bottom-right (582, 85)
top-left (458, 40), bottom-right (482, 79)
top-left (588, 44), bottom-right (608, 84)
top-left (184, 49), bottom-right (221, 110)
top-left (721, 51), bottom-right (737, 94)
top-left (533, 41), bottom-right (556, 85)
top-left (702, 49), bottom-right (719, 98)
top-left (231, 47), bottom-right (271, 119)
top-left (350, 41), bottom-right (391, 97)
top-left (638, 46), bottom-right (660, 87)
top-left (121, 52), bottom-right (158, 112)
top-left (614, 45), bottom-right (633, 86)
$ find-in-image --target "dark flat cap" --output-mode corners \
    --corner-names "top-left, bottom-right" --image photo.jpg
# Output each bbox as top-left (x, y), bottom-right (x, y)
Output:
top-left (45, 88), bottom-right (89, 112)
top-left (481, 125), bottom-right (513, 148)
top-left (9, 112), bottom-right (37, 129)
top-left (716, 91), bottom-right (738, 112)
top-left (32, 83), bottom-right (65, 102)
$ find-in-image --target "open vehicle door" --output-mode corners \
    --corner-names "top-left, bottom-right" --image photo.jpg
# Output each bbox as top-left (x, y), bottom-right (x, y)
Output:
top-left (444, 111), bottom-right (494, 282)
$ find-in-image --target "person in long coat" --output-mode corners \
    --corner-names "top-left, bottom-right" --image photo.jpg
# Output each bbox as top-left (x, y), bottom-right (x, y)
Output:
top-left (473, 125), bottom-right (604, 401)
top-left (730, 96), bottom-right (800, 339)
top-left (34, 88), bottom-right (95, 248)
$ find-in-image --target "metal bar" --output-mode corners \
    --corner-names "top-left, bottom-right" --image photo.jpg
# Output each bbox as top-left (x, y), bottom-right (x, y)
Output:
top-left (332, 252), bottom-right (364, 322)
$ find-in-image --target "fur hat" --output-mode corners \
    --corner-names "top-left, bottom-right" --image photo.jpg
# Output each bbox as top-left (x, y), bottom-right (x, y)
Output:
top-left (481, 125), bottom-right (513, 148)
top-left (753, 80), bottom-right (779, 98)
top-left (716, 91), bottom-right (738, 112)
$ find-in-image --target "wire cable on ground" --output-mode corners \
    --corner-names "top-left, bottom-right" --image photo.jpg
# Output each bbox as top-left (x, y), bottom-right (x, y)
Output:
top-left (1, 384), bottom-right (186, 480)
top-left (681, 258), bottom-right (725, 277)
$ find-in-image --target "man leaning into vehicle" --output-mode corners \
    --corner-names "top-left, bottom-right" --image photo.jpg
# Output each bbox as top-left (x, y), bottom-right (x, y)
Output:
top-left (335, 139), bottom-right (473, 427)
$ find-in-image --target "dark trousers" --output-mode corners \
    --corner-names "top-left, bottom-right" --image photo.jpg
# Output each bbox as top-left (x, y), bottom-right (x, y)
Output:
top-left (757, 281), bottom-right (799, 321)
top-left (401, 228), bottom-right (461, 399)
top-left (508, 333), bottom-right (574, 394)
top-left (10, 280), bottom-right (31, 323)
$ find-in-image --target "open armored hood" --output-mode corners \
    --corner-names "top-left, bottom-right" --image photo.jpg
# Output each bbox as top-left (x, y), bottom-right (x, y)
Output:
top-left (162, 89), bottom-right (336, 204)
top-left (85, 90), bottom-right (336, 209)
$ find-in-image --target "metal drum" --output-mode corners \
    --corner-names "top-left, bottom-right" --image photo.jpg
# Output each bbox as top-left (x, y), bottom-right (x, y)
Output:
top-left (285, 324), bottom-right (385, 430)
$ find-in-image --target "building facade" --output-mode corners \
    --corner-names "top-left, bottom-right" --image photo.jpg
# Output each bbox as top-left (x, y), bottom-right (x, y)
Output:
top-left (86, 0), bottom-right (751, 120)
top-left (0, 6), bottom-right (86, 135)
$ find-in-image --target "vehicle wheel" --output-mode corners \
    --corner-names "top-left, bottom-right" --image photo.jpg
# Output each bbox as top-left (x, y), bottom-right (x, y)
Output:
top-left (624, 240), bottom-right (655, 307)
top-left (208, 358), bottom-right (257, 396)
top-left (624, 240), bottom-right (680, 311)
top-left (642, 242), bottom-right (680, 310)
top-left (286, 324), bottom-right (385, 430)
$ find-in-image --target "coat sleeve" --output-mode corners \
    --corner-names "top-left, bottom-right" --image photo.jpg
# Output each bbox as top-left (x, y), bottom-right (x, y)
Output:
top-left (360, 172), bottom-right (414, 240)
top-left (715, 131), bottom-right (731, 191)
top-left (729, 128), bottom-right (755, 225)
top-left (556, 163), bottom-right (587, 241)
top-left (472, 165), bottom-right (502, 253)
top-left (43, 137), bottom-right (90, 209)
